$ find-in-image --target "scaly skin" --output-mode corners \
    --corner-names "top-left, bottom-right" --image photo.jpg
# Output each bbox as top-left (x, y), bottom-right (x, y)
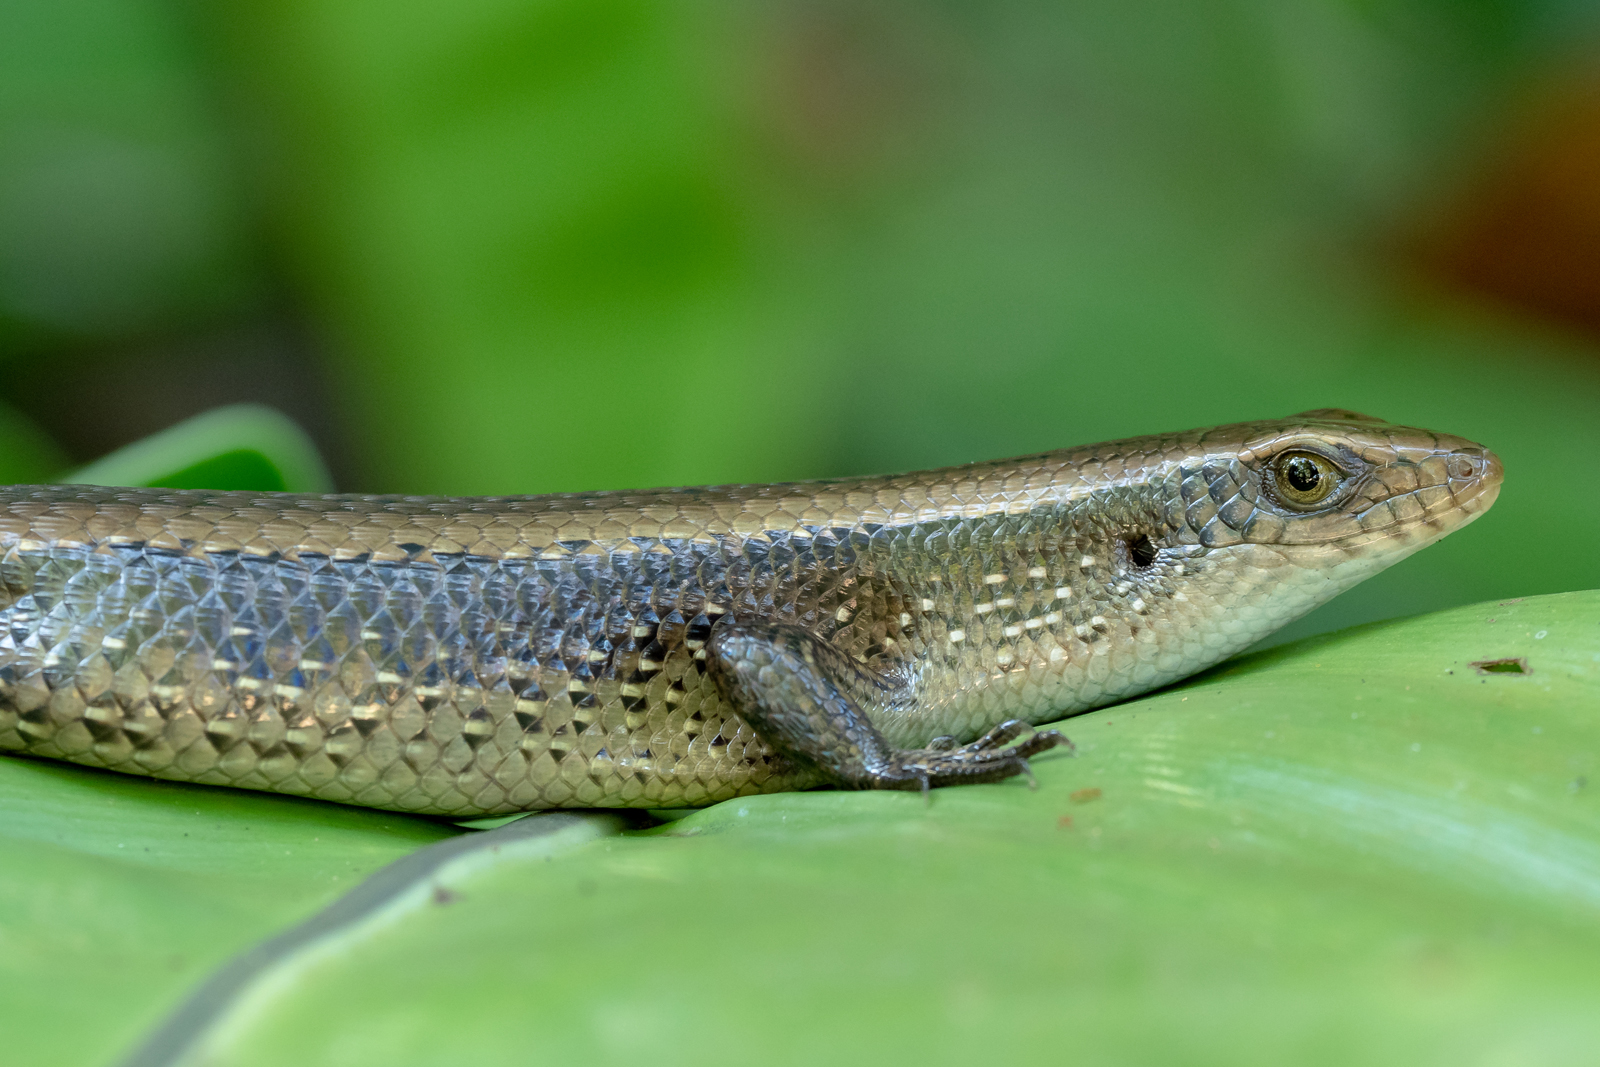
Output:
top-left (0, 410), bottom-right (1501, 815)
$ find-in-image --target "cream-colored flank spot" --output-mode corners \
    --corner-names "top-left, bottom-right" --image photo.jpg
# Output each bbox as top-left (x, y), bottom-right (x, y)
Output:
top-left (835, 606), bottom-right (853, 623)
top-left (1028, 566), bottom-right (1048, 579)
top-left (899, 612), bottom-right (913, 626)
top-left (298, 660), bottom-right (328, 672)
top-left (230, 626), bottom-right (254, 637)
top-left (1091, 616), bottom-right (1108, 630)
top-left (1132, 598), bottom-right (1148, 613)
top-left (984, 573), bottom-right (1007, 585)
top-left (995, 597), bottom-right (1015, 609)
top-left (587, 649), bottom-right (608, 663)
top-left (995, 650), bottom-right (1015, 666)
top-left (633, 625), bottom-right (653, 639)
top-left (620, 683), bottom-right (646, 698)
top-left (205, 716), bottom-right (242, 738)
top-left (274, 684), bottom-right (304, 699)
top-left (101, 637), bottom-right (125, 650)
top-left (360, 630), bottom-right (382, 641)
top-left (1045, 612), bottom-right (1061, 625)
top-left (974, 602), bottom-right (995, 615)
top-left (948, 629), bottom-right (966, 643)
top-left (1003, 624), bottom-right (1022, 638)
top-left (1024, 617), bottom-right (1043, 630)
top-left (237, 677), bottom-right (263, 690)
top-left (376, 671), bottom-right (404, 684)
top-left (1055, 586), bottom-right (1074, 601)
top-left (212, 659), bottom-right (235, 671)
top-left (919, 598), bottom-right (936, 611)
top-left (1080, 555), bottom-right (1097, 568)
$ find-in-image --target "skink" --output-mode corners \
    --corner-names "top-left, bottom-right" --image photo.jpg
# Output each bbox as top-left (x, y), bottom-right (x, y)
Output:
top-left (0, 410), bottom-right (1501, 815)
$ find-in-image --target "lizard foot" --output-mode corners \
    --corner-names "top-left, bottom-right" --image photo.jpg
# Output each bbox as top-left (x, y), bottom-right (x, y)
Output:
top-left (894, 722), bottom-right (1073, 791)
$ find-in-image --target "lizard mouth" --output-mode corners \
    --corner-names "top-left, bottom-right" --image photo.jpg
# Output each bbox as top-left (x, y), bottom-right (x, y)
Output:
top-left (1454, 448), bottom-right (1503, 512)
top-left (1333, 445), bottom-right (1503, 554)
top-left (1425, 445), bottom-right (1503, 533)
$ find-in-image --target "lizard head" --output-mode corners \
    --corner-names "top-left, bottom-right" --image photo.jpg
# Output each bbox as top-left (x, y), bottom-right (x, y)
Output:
top-left (1040, 409), bottom-right (1506, 696)
top-left (901, 410), bottom-right (1503, 721)
top-left (1109, 408), bottom-right (1505, 657)
top-left (1182, 409), bottom-right (1502, 558)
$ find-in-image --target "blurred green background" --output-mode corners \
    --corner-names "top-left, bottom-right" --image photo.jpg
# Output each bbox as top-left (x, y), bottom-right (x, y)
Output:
top-left (3, 0), bottom-right (1599, 645)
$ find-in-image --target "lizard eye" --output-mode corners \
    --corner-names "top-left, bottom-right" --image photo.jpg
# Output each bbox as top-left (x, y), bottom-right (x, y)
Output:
top-left (1272, 451), bottom-right (1341, 509)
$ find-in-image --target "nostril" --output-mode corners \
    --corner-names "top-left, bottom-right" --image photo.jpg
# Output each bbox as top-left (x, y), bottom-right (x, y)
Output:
top-left (1447, 455), bottom-right (1479, 480)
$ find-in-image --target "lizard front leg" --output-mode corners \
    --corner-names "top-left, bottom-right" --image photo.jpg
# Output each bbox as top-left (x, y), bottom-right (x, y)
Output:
top-left (706, 620), bottom-right (1069, 793)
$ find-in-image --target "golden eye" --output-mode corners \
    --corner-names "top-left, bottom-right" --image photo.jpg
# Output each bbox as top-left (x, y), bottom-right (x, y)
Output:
top-left (1273, 450), bottom-right (1341, 508)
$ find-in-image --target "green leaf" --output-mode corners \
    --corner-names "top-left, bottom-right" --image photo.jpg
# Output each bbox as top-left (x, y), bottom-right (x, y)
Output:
top-left (5, 591), bottom-right (1590, 1065)
top-left (0, 758), bottom-right (458, 1066)
top-left (62, 404), bottom-right (334, 493)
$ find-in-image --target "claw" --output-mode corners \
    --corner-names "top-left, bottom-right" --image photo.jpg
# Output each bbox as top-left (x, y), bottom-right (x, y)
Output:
top-left (1018, 757), bottom-right (1037, 790)
top-left (920, 774), bottom-right (932, 806)
top-left (1014, 728), bottom-right (1070, 759)
top-left (963, 719), bottom-right (1029, 754)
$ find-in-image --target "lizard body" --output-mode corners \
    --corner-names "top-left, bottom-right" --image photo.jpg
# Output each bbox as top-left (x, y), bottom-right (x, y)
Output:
top-left (0, 411), bottom-right (1500, 815)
